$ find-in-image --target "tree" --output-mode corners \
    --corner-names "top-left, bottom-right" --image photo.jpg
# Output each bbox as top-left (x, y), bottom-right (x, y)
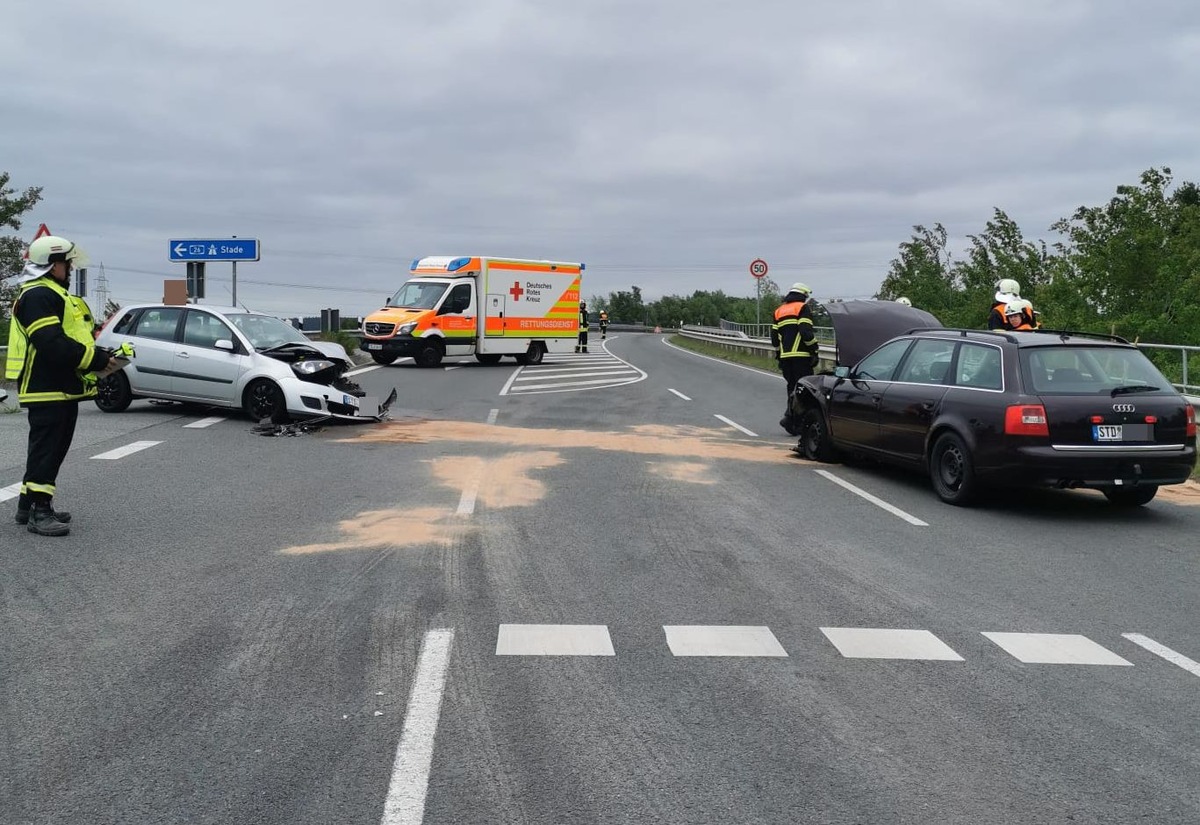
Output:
top-left (876, 223), bottom-right (958, 320)
top-left (1, 172), bottom-right (44, 345)
top-left (607, 285), bottom-right (645, 324)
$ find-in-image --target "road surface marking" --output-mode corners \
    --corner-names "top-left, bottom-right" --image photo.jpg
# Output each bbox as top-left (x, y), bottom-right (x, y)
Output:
top-left (820, 628), bottom-right (964, 660)
top-left (664, 625), bottom-right (788, 657)
top-left (714, 415), bottom-right (757, 437)
top-left (982, 632), bottom-right (1133, 665)
top-left (455, 475), bottom-right (479, 516)
top-left (668, 388), bottom-right (692, 401)
top-left (486, 408), bottom-right (499, 425)
top-left (380, 628), bottom-right (455, 825)
top-left (90, 441), bottom-right (162, 460)
top-left (183, 417), bottom-right (224, 429)
top-left (814, 470), bottom-right (928, 526)
top-left (1122, 633), bottom-right (1200, 677)
top-left (0, 483), bottom-right (21, 502)
top-left (496, 624), bottom-right (615, 656)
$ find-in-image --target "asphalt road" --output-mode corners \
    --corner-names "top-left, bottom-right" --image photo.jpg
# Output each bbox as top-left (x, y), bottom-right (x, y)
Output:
top-left (2, 334), bottom-right (1199, 825)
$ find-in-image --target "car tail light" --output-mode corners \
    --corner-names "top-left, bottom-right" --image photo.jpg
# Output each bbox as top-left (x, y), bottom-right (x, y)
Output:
top-left (1144, 415), bottom-right (1157, 424)
top-left (1005, 404), bottom-right (1049, 436)
top-left (1187, 405), bottom-right (1196, 438)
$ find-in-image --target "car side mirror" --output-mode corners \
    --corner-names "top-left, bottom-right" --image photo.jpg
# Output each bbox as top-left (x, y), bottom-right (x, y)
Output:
top-left (214, 339), bottom-right (235, 352)
top-left (833, 365), bottom-right (850, 379)
top-left (385, 297), bottom-right (391, 306)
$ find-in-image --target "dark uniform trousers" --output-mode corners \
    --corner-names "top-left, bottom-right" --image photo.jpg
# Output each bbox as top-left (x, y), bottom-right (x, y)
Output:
top-left (23, 402), bottom-right (80, 505)
top-left (780, 359), bottom-right (814, 417)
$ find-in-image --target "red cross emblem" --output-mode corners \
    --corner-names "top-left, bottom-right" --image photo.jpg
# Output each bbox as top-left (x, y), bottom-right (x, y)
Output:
top-left (509, 281), bottom-right (524, 300)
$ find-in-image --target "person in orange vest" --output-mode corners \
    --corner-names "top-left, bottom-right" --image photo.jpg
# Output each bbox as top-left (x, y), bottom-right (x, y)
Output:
top-left (1002, 301), bottom-right (1035, 331)
top-left (988, 278), bottom-right (1039, 330)
top-left (599, 310), bottom-right (609, 339)
top-left (771, 282), bottom-right (818, 432)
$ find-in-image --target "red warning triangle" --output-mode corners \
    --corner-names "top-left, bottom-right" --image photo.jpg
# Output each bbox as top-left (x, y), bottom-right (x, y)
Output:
top-left (21, 223), bottom-right (52, 260)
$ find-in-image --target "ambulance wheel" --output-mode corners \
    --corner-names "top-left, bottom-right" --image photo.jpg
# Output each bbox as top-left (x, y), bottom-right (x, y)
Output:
top-left (414, 340), bottom-right (444, 368)
top-left (515, 344), bottom-right (544, 366)
top-left (95, 372), bottom-right (133, 413)
top-left (370, 352), bottom-right (396, 365)
top-left (475, 353), bottom-right (502, 365)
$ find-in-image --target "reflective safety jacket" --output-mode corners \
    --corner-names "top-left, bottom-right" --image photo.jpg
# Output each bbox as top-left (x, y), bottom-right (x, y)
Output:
top-left (579, 306), bottom-right (590, 330)
top-left (771, 299), bottom-right (817, 360)
top-left (989, 301), bottom-right (1037, 331)
top-left (6, 276), bottom-right (108, 404)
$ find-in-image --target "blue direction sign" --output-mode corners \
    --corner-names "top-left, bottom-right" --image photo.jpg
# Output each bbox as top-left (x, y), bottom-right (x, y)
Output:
top-left (169, 238), bottom-right (260, 262)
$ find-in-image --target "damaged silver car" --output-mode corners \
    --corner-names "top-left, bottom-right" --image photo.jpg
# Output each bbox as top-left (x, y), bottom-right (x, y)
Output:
top-left (93, 304), bottom-right (395, 422)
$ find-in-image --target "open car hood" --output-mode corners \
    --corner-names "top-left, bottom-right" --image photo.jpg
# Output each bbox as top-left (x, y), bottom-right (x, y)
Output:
top-left (825, 300), bottom-right (944, 366)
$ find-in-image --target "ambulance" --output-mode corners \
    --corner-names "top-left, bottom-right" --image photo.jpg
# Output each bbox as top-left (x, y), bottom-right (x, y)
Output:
top-left (360, 256), bottom-right (584, 367)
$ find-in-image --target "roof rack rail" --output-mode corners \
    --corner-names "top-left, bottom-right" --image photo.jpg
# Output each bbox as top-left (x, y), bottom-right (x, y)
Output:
top-left (1027, 328), bottom-right (1131, 345)
top-left (906, 327), bottom-right (1018, 344)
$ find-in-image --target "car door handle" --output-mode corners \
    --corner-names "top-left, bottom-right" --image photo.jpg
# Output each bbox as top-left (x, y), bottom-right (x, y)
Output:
top-left (177, 351), bottom-right (190, 359)
top-left (922, 401), bottom-right (935, 410)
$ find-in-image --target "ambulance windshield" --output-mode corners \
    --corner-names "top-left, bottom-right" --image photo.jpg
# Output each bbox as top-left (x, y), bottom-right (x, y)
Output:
top-left (389, 281), bottom-right (447, 310)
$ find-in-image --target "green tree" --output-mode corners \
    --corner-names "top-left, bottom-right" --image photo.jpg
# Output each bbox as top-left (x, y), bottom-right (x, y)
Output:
top-left (1, 172), bottom-right (44, 344)
top-left (607, 285), bottom-right (645, 324)
top-left (876, 223), bottom-right (958, 320)
top-left (949, 209), bottom-right (1055, 329)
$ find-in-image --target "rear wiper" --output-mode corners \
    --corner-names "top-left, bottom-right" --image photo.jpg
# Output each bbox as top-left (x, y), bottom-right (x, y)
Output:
top-left (1111, 384), bottom-right (1161, 396)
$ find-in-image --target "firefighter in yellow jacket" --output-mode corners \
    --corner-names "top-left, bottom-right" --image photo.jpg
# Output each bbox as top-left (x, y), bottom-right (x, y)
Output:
top-left (6, 235), bottom-right (113, 536)
top-left (771, 282), bottom-right (819, 432)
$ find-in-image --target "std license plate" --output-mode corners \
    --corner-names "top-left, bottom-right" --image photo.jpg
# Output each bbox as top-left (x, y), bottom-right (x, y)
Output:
top-left (365, 343), bottom-right (383, 351)
top-left (342, 394), bottom-right (360, 408)
top-left (1093, 424), bottom-right (1123, 441)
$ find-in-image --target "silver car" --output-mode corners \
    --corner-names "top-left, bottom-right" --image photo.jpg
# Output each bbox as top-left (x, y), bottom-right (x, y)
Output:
top-left (93, 304), bottom-right (393, 422)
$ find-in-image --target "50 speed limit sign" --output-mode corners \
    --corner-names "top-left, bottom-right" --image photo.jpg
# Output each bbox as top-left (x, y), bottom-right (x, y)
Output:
top-left (749, 258), bottom-right (768, 278)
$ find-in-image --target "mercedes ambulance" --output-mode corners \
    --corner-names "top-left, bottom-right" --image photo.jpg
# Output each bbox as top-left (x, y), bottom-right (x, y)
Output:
top-left (360, 256), bottom-right (584, 367)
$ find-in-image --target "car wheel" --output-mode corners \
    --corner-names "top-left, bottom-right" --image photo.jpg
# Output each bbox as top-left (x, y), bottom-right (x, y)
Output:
top-left (370, 352), bottom-right (395, 366)
top-left (475, 353), bottom-right (502, 365)
top-left (95, 372), bottom-right (133, 413)
top-left (930, 432), bottom-right (977, 505)
top-left (414, 340), bottom-right (443, 368)
top-left (1103, 485), bottom-right (1158, 506)
top-left (514, 344), bottom-right (544, 366)
top-left (799, 408), bottom-right (838, 462)
top-left (244, 378), bottom-right (287, 422)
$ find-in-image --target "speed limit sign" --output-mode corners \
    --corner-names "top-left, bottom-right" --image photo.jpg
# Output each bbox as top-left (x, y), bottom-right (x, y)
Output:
top-left (749, 258), bottom-right (768, 278)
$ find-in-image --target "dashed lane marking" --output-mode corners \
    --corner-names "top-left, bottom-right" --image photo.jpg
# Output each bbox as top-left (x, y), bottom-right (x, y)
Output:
top-left (982, 632), bottom-right (1133, 666)
top-left (183, 417), bottom-right (224, 429)
top-left (669, 388), bottom-right (692, 401)
top-left (664, 625), bottom-right (788, 657)
top-left (1, 482), bottom-right (21, 502)
top-left (714, 414), bottom-right (757, 437)
top-left (821, 628), bottom-right (964, 661)
top-left (815, 469), bottom-right (929, 526)
top-left (496, 624), bottom-right (616, 656)
top-left (90, 441), bottom-right (162, 460)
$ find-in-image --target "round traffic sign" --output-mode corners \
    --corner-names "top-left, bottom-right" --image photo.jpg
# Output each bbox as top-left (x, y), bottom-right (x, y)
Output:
top-left (750, 258), bottom-right (768, 278)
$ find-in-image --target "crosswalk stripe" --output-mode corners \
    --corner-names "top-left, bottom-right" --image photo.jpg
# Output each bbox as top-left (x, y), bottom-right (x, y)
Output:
top-left (820, 627), bottom-right (964, 660)
top-left (90, 441), bottom-right (162, 460)
top-left (982, 632), bottom-right (1133, 665)
top-left (664, 625), bottom-right (788, 657)
top-left (496, 624), bottom-right (615, 656)
top-left (183, 417), bottom-right (225, 429)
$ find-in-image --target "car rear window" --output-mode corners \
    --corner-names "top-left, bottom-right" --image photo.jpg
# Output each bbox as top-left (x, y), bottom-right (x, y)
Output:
top-left (1021, 346), bottom-right (1175, 394)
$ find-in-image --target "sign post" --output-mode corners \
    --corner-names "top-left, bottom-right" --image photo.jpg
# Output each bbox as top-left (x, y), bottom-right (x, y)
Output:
top-left (750, 258), bottom-right (769, 327)
top-left (169, 238), bottom-right (260, 305)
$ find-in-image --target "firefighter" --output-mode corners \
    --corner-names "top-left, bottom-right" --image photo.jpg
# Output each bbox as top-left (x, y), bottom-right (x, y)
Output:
top-left (599, 310), bottom-right (609, 339)
top-left (771, 282), bottom-right (818, 432)
top-left (1002, 301), bottom-right (1035, 331)
top-left (6, 235), bottom-right (113, 536)
top-left (987, 278), bottom-right (1038, 330)
top-left (576, 300), bottom-right (589, 353)
top-left (896, 297), bottom-right (912, 306)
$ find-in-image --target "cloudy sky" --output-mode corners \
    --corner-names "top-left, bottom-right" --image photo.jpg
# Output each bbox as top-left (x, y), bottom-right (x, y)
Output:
top-left (4, 0), bottom-right (1198, 319)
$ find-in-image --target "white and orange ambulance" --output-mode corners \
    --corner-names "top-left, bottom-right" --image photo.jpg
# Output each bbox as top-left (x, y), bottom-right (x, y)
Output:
top-left (360, 256), bottom-right (583, 367)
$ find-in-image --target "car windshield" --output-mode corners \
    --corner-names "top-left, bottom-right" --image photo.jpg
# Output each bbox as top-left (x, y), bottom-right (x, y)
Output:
top-left (1021, 346), bottom-right (1176, 394)
top-left (389, 281), bottom-right (447, 310)
top-left (225, 313), bottom-right (312, 350)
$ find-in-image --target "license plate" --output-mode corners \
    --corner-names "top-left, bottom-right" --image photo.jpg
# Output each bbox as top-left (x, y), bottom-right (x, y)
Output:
top-left (342, 394), bottom-right (359, 407)
top-left (365, 343), bottom-right (382, 351)
top-left (1093, 424), bottom-right (1122, 441)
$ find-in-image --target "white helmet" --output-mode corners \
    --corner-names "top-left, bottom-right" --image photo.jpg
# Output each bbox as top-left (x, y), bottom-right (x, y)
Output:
top-left (895, 296), bottom-right (912, 306)
top-left (23, 235), bottom-right (89, 281)
top-left (994, 278), bottom-right (1021, 302)
top-left (789, 282), bottom-right (812, 296)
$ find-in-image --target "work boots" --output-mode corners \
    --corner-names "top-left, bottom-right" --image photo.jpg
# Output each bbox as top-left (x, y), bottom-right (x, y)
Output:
top-left (16, 503), bottom-right (72, 525)
top-left (25, 504), bottom-right (70, 537)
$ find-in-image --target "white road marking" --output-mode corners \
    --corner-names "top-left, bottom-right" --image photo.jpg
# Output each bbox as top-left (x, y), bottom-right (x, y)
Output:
top-left (814, 469), bottom-right (928, 526)
top-left (982, 632), bottom-right (1133, 665)
top-left (1, 482), bottom-right (21, 502)
top-left (514, 368), bottom-right (635, 382)
top-left (90, 441), bottom-right (162, 460)
top-left (509, 377), bottom-right (641, 391)
top-left (1122, 633), bottom-right (1200, 678)
top-left (663, 625), bottom-right (788, 657)
top-left (486, 408), bottom-right (499, 425)
top-left (183, 417), bottom-right (224, 429)
top-left (380, 628), bottom-right (455, 825)
top-left (498, 367), bottom-right (522, 397)
top-left (714, 414), bottom-right (757, 437)
top-left (820, 628), bottom-right (964, 661)
top-left (662, 336), bottom-right (783, 380)
top-left (668, 388), bottom-right (692, 401)
top-left (455, 476), bottom-right (479, 516)
top-left (496, 624), bottom-right (615, 656)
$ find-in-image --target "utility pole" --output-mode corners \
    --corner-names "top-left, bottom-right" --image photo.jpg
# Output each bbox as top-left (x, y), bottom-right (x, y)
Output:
top-left (231, 234), bottom-right (238, 307)
top-left (95, 263), bottom-right (111, 314)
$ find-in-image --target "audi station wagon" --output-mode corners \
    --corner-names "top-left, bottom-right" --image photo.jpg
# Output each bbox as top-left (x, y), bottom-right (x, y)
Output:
top-left (790, 301), bottom-right (1197, 506)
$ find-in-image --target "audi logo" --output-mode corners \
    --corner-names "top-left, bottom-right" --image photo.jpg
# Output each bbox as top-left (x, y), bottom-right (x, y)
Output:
top-left (1112, 403), bottom-right (1136, 413)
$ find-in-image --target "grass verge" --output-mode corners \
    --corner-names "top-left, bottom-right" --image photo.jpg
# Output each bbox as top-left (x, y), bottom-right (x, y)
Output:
top-left (668, 334), bottom-right (781, 376)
